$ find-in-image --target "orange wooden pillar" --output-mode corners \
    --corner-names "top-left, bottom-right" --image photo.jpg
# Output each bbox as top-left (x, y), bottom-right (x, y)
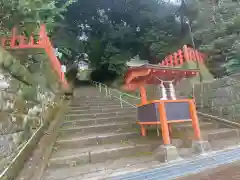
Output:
top-left (139, 86), bottom-right (147, 136)
top-left (189, 99), bottom-right (202, 141)
top-left (139, 86), bottom-right (147, 104)
top-left (158, 102), bottom-right (171, 145)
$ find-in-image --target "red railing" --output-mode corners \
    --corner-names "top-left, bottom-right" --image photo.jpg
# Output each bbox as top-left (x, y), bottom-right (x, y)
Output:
top-left (160, 45), bottom-right (205, 67)
top-left (1, 24), bottom-right (68, 89)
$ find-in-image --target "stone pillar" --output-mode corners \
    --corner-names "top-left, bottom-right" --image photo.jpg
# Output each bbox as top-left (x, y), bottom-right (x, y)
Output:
top-left (155, 145), bottom-right (181, 162)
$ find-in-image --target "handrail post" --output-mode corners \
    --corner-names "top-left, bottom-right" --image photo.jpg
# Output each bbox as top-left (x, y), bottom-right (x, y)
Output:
top-left (120, 94), bottom-right (123, 108)
top-left (108, 89), bottom-right (112, 97)
top-left (92, 81), bottom-right (140, 107)
top-left (105, 85), bottom-right (108, 96)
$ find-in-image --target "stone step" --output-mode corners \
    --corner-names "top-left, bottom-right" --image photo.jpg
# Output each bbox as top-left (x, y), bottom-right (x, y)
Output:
top-left (45, 126), bottom-right (240, 179)
top-left (58, 122), bottom-right (137, 138)
top-left (203, 128), bottom-right (239, 142)
top-left (72, 95), bottom-right (110, 98)
top-left (60, 120), bottom-right (219, 139)
top-left (70, 99), bottom-right (120, 106)
top-left (67, 107), bottom-right (136, 114)
top-left (170, 128), bottom-right (240, 148)
top-left (73, 94), bottom-right (102, 97)
top-left (168, 122), bottom-right (219, 139)
top-left (71, 98), bottom-right (117, 103)
top-left (71, 96), bottom-right (105, 100)
top-left (57, 123), bottom-right (235, 152)
top-left (208, 136), bottom-right (240, 150)
top-left (70, 100), bottom-right (120, 106)
top-left (44, 145), bottom-right (196, 180)
top-left (48, 142), bottom-right (159, 169)
top-left (43, 155), bottom-right (159, 180)
top-left (62, 116), bottom-right (136, 127)
top-left (171, 121), bottom-right (217, 131)
top-left (69, 102), bottom-right (123, 106)
top-left (61, 119), bottom-right (216, 135)
top-left (142, 122), bottom-right (217, 137)
top-left (59, 121), bottom-right (216, 140)
top-left (55, 132), bottom-right (140, 150)
top-left (45, 145), bottom-right (240, 180)
top-left (65, 111), bottom-right (136, 120)
top-left (42, 90), bottom-right (240, 180)
top-left (69, 103), bottom-right (123, 108)
top-left (68, 104), bottom-right (125, 110)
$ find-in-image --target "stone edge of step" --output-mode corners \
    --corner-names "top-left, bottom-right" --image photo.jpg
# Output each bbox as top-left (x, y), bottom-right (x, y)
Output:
top-left (48, 143), bottom-right (156, 169)
top-left (56, 132), bottom-right (139, 144)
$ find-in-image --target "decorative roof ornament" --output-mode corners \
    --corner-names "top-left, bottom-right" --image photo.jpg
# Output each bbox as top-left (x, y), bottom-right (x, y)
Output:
top-left (126, 55), bottom-right (149, 67)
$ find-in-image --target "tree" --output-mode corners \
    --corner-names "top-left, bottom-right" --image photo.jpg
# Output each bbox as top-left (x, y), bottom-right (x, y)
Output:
top-left (59, 0), bottom-right (188, 78)
top-left (0, 0), bottom-right (76, 95)
top-left (0, 0), bottom-right (75, 35)
top-left (192, 0), bottom-right (240, 77)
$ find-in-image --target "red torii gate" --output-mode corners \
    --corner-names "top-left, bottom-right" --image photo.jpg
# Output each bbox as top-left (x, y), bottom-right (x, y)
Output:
top-left (1, 24), bottom-right (68, 89)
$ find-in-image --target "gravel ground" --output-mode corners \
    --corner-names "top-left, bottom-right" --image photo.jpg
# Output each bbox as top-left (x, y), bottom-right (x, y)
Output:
top-left (177, 161), bottom-right (240, 180)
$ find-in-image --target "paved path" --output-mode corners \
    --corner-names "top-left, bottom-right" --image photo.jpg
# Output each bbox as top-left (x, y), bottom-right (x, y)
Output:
top-left (178, 161), bottom-right (240, 180)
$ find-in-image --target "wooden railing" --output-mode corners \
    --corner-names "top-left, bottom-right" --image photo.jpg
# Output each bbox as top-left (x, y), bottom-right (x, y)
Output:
top-left (1, 24), bottom-right (68, 89)
top-left (160, 45), bottom-right (205, 66)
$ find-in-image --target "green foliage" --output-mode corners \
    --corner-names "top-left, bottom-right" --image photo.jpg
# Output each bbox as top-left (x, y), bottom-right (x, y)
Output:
top-left (141, 17), bottom-right (184, 60)
top-left (192, 0), bottom-right (240, 77)
top-left (5, 0), bottom-right (232, 83)
top-left (21, 85), bottom-right (37, 101)
top-left (0, 0), bottom-right (76, 35)
top-left (58, 0), bottom-right (190, 76)
top-left (0, 0), bottom-right (77, 100)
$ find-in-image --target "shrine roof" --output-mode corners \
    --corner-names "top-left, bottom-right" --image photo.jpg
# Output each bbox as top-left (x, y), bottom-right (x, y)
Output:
top-left (124, 64), bottom-right (199, 85)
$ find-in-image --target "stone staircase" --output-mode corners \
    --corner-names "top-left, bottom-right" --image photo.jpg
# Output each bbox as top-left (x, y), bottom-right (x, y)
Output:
top-left (42, 87), bottom-right (240, 180)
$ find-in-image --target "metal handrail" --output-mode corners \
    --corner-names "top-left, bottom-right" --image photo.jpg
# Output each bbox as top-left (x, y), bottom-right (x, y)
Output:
top-left (197, 111), bottom-right (240, 128)
top-left (91, 81), bottom-right (140, 108)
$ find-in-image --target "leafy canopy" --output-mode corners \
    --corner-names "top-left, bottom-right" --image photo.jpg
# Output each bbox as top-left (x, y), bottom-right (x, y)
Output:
top-left (55, 0), bottom-right (191, 77)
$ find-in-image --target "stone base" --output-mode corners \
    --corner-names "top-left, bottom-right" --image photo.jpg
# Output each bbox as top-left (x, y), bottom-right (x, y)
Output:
top-left (192, 140), bottom-right (211, 154)
top-left (154, 145), bottom-right (181, 162)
